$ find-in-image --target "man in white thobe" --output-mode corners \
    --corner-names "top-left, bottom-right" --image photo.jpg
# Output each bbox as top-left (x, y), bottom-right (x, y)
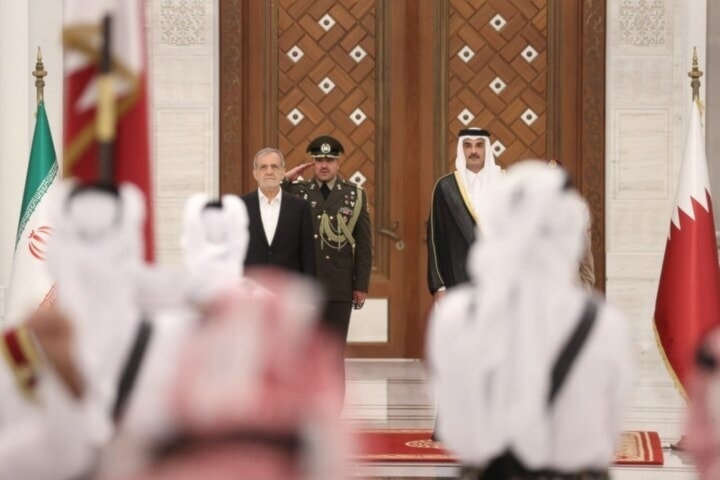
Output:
top-left (428, 161), bottom-right (632, 479)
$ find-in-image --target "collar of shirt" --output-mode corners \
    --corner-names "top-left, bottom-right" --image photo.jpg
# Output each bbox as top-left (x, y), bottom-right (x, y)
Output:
top-left (315, 177), bottom-right (337, 190)
top-left (465, 169), bottom-right (482, 187)
top-left (258, 188), bottom-right (282, 206)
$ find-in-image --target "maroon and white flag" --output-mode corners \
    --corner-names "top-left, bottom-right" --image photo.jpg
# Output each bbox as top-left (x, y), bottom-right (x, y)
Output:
top-left (63, 0), bottom-right (154, 260)
top-left (654, 100), bottom-right (720, 395)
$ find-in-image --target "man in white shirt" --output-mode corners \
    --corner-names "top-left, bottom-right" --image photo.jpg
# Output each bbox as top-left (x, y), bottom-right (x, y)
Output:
top-left (242, 148), bottom-right (316, 277)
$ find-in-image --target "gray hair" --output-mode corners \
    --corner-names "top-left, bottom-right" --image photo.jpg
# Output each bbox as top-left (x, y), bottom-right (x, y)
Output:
top-left (253, 148), bottom-right (285, 169)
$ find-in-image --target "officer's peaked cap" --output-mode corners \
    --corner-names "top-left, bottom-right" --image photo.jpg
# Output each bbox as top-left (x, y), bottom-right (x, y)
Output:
top-left (307, 135), bottom-right (344, 158)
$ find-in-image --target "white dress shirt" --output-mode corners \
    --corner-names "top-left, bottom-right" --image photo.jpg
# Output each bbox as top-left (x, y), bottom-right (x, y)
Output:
top-left (465, 169), bottom-right (483, 218)
top-left (258, 189), bottom-right (282, 245)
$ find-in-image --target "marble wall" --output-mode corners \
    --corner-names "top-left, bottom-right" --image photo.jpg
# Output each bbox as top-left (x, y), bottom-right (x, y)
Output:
top-left (606, 0), bottom-right (707, 436)
top-left (708, 0), bottom-right (720, 223)
top-left (149, 0), bottom-right (219, 265)
top-left (0, 2), bottom-right (31, 323)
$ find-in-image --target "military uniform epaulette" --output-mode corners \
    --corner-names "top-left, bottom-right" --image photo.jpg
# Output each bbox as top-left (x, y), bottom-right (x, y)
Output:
top-left (340, 178), bottom-right (365, 190)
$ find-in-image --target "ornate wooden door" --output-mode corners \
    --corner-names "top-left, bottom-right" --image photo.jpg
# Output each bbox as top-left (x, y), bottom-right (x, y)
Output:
top-left (219, 0), bottom-right (606, 358)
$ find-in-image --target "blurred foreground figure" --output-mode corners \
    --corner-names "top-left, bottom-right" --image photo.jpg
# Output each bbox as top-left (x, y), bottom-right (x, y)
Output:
top-left (101, 273), bottom-right (348, 480)
top-left (687, 328), bottom-right (720, 479)
top-left (0, 309), bottom-right (96, 480)
top-left (0, 181), bottom-right (149, 479)
top-left (98, 196), bottom-right (348, 480)
top-left (428, 161), bottom-right (632, 480)
top-left (116, 193), bottom-right (257, 437)
top-left (180, 193), bottom-right (255, 302)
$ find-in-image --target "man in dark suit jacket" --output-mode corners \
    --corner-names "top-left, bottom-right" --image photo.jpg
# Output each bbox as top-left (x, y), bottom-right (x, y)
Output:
top-left (242, 148), bottom-right (316, 277)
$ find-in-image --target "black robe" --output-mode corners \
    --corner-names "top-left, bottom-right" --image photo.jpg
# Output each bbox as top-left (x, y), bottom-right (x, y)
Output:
top-left (427, 172), bottom-right (478, 294)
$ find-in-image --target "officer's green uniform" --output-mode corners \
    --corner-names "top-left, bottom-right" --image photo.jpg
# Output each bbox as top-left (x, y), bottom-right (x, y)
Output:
top-left (284, 176), bottom-right (372, 340)
top-left (283, 136), bottom-right (372, 342)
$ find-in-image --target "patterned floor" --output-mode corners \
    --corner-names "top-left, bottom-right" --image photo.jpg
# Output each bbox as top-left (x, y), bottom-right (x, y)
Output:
top-left (343, 359), bottom-right (697, 479)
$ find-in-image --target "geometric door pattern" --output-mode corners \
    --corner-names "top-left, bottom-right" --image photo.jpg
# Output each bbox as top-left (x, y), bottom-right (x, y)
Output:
top-left (448, 0), bottom-right (547, 169)
top-left (277, 0), bottom-right (378, 230)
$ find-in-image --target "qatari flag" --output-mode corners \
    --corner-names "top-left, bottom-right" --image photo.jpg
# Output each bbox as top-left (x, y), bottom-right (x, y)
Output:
top-left (62, 0), bottom-right (154, 260)
top-left (654, 100), bottom-right (720, 396)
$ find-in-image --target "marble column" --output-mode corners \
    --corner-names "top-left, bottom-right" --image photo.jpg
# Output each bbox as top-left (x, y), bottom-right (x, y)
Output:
top-left (0, 3), bottom-right (29, 322)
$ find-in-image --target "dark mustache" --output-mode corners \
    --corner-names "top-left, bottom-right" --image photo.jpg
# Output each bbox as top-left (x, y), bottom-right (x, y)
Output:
top-left (468, 154), bottom-right (480, 159)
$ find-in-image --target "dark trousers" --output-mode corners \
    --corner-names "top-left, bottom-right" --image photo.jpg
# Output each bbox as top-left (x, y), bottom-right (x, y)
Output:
top-left (322, 300), bottom-right (352, 401)
top-left (322, 301), bottom-right (353, 341)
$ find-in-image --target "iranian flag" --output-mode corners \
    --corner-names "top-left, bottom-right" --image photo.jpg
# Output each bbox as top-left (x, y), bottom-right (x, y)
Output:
top-left (654, 100), bottom-right (720, 396)
top-left (63, 0), bottom-right (154, 260)
top-left (4, 101), bottom-right (59, 327)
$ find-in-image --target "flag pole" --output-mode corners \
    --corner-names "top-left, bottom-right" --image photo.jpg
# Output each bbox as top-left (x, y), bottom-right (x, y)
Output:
top-left (32, 47), bottom-right (46, 108)
top-left (96, 14), bottom-right (116, 185)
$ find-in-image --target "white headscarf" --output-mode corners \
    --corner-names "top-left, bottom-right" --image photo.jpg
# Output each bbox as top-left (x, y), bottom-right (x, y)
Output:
top-left (428, 160), bottom-right (588, 468)
top-left (454, 129), bottom-right (503, 221)
top-left (180, 193), bottom-right (252, 304)
top-left (46, 181), bottom-right (147, 444)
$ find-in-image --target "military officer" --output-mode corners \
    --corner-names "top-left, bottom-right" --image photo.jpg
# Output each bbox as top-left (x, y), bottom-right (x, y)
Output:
top-left (284, 135), bottom-right (372, 345)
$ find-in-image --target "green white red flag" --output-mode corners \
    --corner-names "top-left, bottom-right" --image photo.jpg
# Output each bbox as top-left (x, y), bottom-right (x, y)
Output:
top-left (4, 101), bottom-right (59, 327)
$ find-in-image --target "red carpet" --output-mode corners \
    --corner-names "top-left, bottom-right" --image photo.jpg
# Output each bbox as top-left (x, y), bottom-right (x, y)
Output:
top-left (354, 429), bottom-right (664, 466)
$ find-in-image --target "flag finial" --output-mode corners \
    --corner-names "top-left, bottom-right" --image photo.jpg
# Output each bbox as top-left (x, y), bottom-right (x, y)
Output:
top-left (32, 47), bottom-right (47, 106)
top-left (689, 47), bottom-right (703, 102)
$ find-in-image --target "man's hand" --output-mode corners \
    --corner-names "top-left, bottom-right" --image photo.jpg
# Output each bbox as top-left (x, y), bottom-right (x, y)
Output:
top-left (285, 162), bottom-right (313, 181)
top-left (433, 289), bottom-right (446, 302)
top-left (352, 291), bottom-right (367, 310)
top-left (26, 308), bottom-right (85, 399)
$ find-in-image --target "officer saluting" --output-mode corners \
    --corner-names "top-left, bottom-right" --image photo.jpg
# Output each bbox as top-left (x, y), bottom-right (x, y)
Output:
top-left (284, 136), bottom-right (372, 344)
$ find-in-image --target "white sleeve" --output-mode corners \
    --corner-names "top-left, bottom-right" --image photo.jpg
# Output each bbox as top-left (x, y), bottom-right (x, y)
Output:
top-left (0, 371), bottom-right (98, 480)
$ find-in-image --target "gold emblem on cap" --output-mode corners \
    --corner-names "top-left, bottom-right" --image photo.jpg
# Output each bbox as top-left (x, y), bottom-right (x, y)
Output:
top-left (321, 143), bottom-right (331, 154)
